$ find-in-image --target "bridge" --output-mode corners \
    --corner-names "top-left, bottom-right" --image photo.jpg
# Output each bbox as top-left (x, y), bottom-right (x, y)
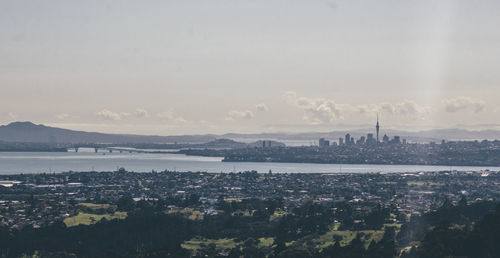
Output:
top-left (69, 147), bottom-right (132, 153)
top-left (68, 146), bottom-right (177, 154)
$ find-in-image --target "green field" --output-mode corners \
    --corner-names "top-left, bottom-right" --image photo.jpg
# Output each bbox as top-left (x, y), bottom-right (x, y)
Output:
top-left (312, 229), bottom-right (385, 249)
top-left (311, 223), bottom-right (401, 250)
top-left (180, 222), bottom-right (399, 254)
top-left (63, 211), bottom-right (127, 227)
top-left (257, 237), bottom-right (275, 248)
top-left (269, 210), bottom-right (288, 221)
top-left (181, 238), bottom-right (238, 253)
top-left (166, 208), bottom-right (204, 220)
top-left (181, 236), bottom-right (275, 254)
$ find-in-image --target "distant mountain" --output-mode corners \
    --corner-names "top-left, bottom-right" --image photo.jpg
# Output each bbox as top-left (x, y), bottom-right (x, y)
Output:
top-left (0, 122), bottom-right (216, 144)
top-left (1, 121), bottom-right (499, 145)
top-left (200, 139), bottom-right (248, 149)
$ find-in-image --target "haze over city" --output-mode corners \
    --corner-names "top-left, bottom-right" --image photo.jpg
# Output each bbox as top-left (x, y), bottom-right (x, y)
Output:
top-left (2, 0), bottom-right (500, 135)
top-left (3, 1), bottom-right (500, 258)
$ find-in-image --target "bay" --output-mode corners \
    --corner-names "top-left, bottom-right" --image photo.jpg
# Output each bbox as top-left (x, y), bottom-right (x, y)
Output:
top-left (0, 150), bottom-right (498, 175)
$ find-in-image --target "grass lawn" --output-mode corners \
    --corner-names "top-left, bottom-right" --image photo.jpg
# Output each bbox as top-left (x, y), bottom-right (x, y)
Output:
top-left (166, 208), bottom-right (204, 220)
top-left (305, 222), bottom-right (401, 250)
top-left (232, 210), bottom-right (253, 217)
top-left (269, 210), bottom-right (288, 221)
top-left (179, 222), bottom-right (400, 254)
top-left (181, 238), bottom-right (238, 253)
top-left (63, 211), bottom-right (127, 227)
top-left (312, 229), bottom-right (385, 250)
top-left (258, 237), bottom-right (275, 248)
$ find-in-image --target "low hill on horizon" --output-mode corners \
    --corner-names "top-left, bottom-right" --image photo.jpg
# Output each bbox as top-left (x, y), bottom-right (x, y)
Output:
top-left (0, 122), bottom-right (217, 144)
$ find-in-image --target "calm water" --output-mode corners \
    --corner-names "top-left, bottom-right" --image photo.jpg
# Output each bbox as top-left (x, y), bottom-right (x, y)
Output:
top-left (0, 150), bottom-right (498, 175)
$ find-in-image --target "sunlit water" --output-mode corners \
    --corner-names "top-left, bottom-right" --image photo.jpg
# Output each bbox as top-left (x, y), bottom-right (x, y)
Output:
top-left (0, 150), bottom-right (498, 175)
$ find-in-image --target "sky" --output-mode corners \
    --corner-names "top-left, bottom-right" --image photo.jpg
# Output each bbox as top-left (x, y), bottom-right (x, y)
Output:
top-left (1, 0), bottom-right (500, 135)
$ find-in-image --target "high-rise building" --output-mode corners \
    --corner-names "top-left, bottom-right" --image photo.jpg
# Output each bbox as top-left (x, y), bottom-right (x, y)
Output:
top-left (345, 133), bottom-right (351, 145)
top-left (366, 133), bottom-right (376, 145)
top-left (339, 138), bottom-right (344, 145)
top-left (319, 138), bottom-right (330, 148)
top-left (383, 134), bottom-right (389, 143)
top-left (357, 136), bottom-right (366, 145)
top-left (376, 114), bottom-right (380, 143)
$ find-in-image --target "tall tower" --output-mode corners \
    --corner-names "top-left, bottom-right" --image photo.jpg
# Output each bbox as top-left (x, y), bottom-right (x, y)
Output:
top-left (376, 114), bottom-right (380, 142)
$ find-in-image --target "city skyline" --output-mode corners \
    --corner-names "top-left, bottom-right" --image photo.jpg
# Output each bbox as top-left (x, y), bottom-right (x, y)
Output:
top-left (2, 1), bottom-right (500, 135)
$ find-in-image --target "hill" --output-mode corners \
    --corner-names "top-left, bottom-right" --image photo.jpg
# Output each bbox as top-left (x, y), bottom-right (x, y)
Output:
top-left (0, 122), bottom-right (216, 144)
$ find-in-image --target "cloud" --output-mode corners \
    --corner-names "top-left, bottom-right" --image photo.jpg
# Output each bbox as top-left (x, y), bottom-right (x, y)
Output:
top-left (442, 97), bottom-right (486, 113)
top-left (255, 103), bottom-right (269, 112)
top-left (283, 91), bottom-right (342, 124)
top-left (225, 110), bottom-right (255, 120)
top-left (56, 113), bottom-right (70, 120)
top-left (96, 108), bottom-right (151, 121)
top-left (133, 108), bottom-right (149, 118)
top-left (357, 100), bottom-right (431, 119)
top-left (376, 100), bottom-right (431, 116)
top-left (157, 111), bottom-right (188, 124)
top-left (96, 109), bottom-right (121, 120)
top-left (284, 92), bottom-right (431, 124)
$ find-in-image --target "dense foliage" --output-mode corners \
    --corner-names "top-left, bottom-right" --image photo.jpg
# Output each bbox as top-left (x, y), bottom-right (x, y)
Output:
top-left (1, 197), bottom-right (500, 257)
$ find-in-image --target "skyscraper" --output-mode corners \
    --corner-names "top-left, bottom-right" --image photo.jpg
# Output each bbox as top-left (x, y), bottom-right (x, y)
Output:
top-left (376, 114), bottom-right (380, 143)
top-left (345, 133), bottom-right (351, 145)
top-left (319, 138), bottom-right (330, 148)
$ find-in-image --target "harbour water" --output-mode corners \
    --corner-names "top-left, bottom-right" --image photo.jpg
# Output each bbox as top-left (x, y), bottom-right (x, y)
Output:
top-left (0, 149), bottom-right (498, 175)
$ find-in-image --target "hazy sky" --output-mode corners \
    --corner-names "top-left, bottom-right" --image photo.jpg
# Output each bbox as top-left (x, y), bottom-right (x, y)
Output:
top-left (1, 0), bottom-right (500, 135)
